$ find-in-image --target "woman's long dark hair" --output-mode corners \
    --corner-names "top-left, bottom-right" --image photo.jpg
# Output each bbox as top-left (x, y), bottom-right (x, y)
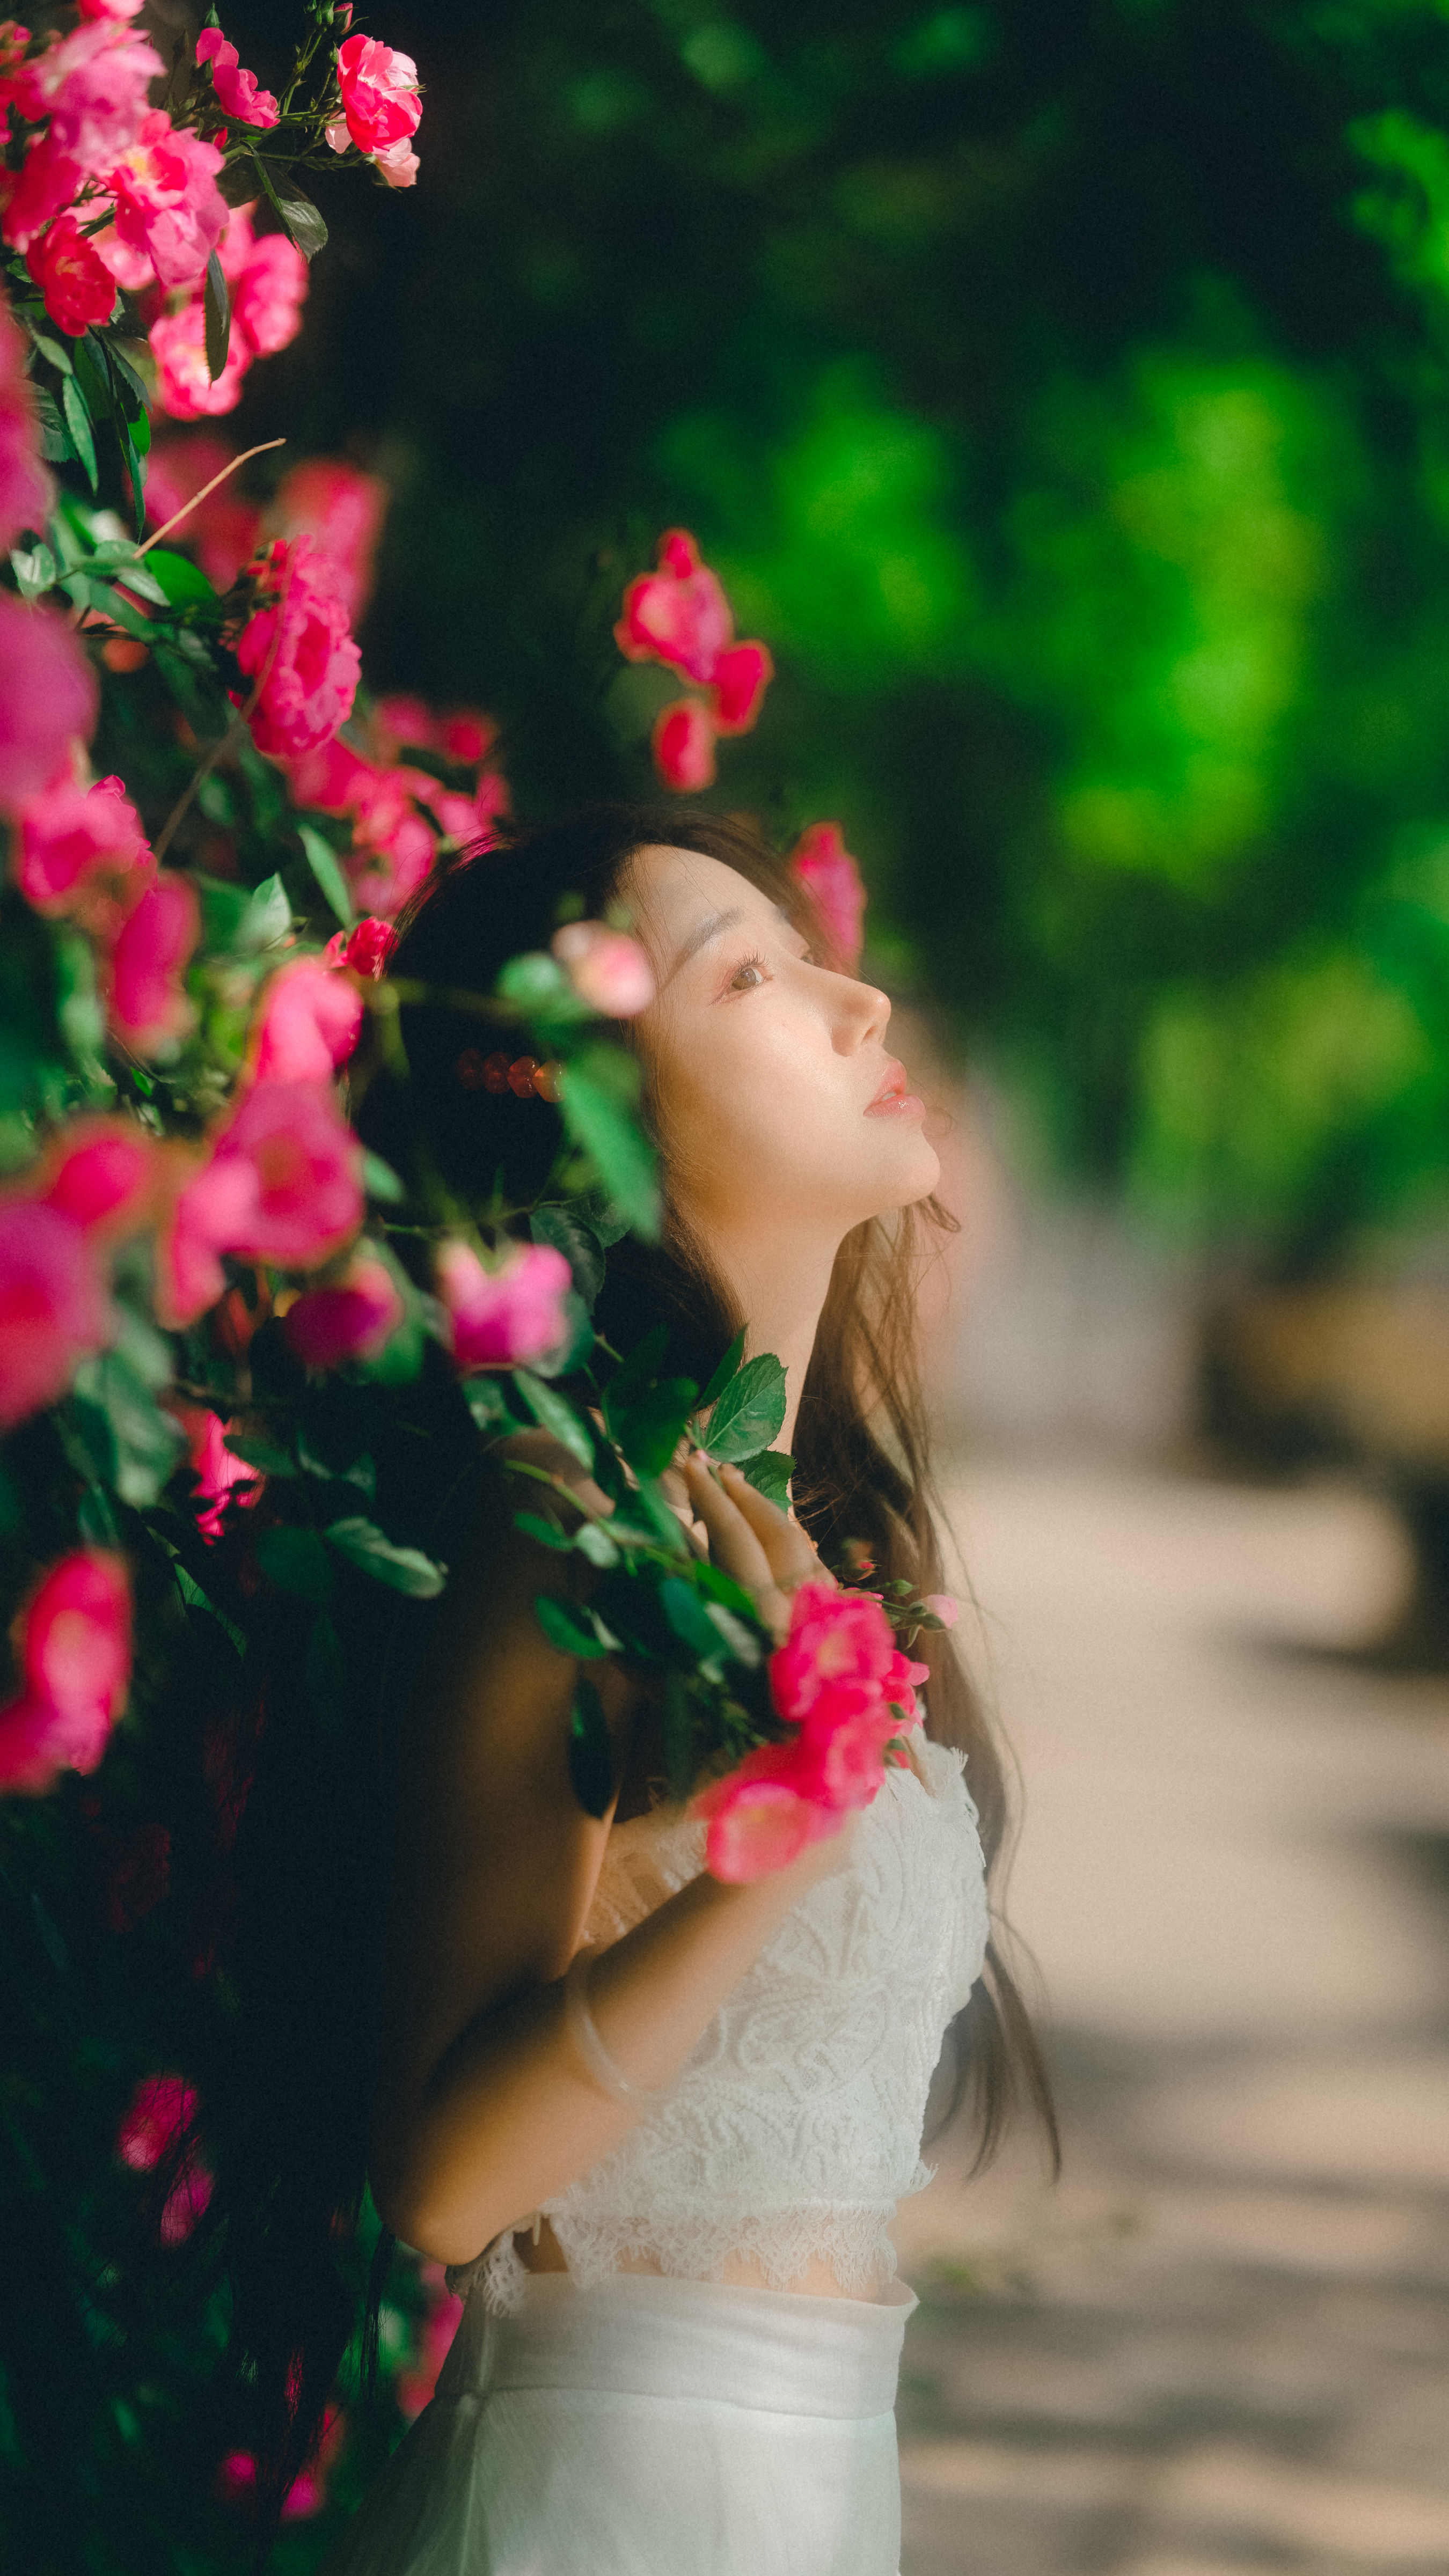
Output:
top-left (199, 804), bottom-right (1057, 2560)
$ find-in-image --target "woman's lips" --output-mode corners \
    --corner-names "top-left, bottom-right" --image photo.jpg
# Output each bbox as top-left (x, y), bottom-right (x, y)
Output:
top-left (864, 1060), bottom-right (925, 1118)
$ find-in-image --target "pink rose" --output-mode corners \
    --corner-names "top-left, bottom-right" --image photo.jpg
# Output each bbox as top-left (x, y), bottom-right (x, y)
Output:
top-left (24, 209), bottom-right (115, 335)
top-left (77, 0), bottom-right (147, 22)
top-left (236, 538), bottom-right (361, 757)
top-left (652, 697), bottom-right (716, 792)
top-left (148, 296), bottom-right (253, 419)
top-left (923, 1592), bottom-right (960, 1629)
top-left (616, 530), bottom-right (734, 685)
top-left (436, 1239), bottom-right (573, 1373)
top-left (282, 734), bottom-right (372, 813)
top-left (341, 765), bottom-right (435, 917)
top-left (0, 597), bottom-right (98, 818)
top-left (16, 19), bottom-right (163, 178)
top-left (711, 640), bottom-right (774, 737)
top-left (90, 207), bottom-right (157, 292)
top-left (372, 693), bottom-right (434, 756)
top-left (194, 27), bottom-right (279, 129)
top-left (270, 457), bottom-right (386, 622)
top-left (770, 1581), bottom-right (904, 1724)
top-left (282, 1252), bottom-right (405, 1370)
top-left (788, 821), bottom-right (866, 970)
top-left (371, 134), bottom-right (419, 189)
top-left (328, 32), bottom-right (422, 159)
top-left (0, 138), bottom-right (84, 255)
top-left (159, 2157), bottom-right (214, 2244)
top-left (171, 1404), bottom-right (263, 1543)
top-left (106, 871), bottom-right (201, 1054)
top-left (0, 284), bottom-right (53, 549)
top-left (324, 915), bottom-right (397, 980)
top-left (0, 1199), bottom-right (112, 1431)
top-left (232, 229), bottom-right (309, 358)
top-left (249, 956), bottom-right (363, 1084)
top-left (16, 772), bottom-right (152, 933)
top-left (210, 1078), bottom-right (364, 1269)
top-left (437, 709), bottom-right (495, 764)
top-left (551, 920), bottom-right (656, 1018)
top-left (694, 1746), bottom-right (827, 1883)
top-left (34, 1114), bottom-right (157, 1242)
top-left (118, 2072), bottom-right (196, 2171)
top-left (108, 109), bottom-right (228, 292)
top-left (0, 1548), bottom-right (132, 1795)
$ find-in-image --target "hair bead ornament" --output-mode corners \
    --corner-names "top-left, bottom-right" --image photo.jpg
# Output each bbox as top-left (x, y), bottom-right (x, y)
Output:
top-left (455, 1047), bottom-right (563, 1102)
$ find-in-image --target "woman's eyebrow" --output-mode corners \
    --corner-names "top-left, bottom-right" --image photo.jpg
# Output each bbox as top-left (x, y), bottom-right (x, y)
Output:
top-left (662, 904), bottom-right (745, 984)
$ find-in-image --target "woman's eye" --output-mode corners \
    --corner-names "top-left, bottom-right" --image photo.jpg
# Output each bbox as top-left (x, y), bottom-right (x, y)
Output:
top-left (728, 958), bottom-right (767, 992)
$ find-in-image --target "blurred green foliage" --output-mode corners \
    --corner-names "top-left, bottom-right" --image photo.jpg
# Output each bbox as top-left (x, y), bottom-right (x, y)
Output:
top-left (225, 0), bottom-right (1449, 1268)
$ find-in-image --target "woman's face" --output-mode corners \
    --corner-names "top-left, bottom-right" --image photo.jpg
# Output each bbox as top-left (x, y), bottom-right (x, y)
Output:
top-left (624, 845), bottom-right (941, 1250)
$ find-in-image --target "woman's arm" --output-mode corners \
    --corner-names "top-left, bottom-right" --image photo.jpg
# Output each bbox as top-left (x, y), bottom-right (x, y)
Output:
top-left (366, 1448), bottom-right (840, 2267)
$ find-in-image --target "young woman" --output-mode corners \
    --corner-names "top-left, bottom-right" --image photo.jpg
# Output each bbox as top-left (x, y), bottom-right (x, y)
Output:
top-left (316, 805), bottom-right (1055, 2576)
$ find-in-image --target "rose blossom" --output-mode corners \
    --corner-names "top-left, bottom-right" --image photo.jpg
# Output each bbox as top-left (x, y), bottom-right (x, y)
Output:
top-left (248, 956), bottom-right (363, 1084)
top-left (194, 27), bottom-right (279, 128)
top-left (324, 915), bottom-right (397, 979)
top-left (270, 458), bottom-right (386, 621)
top-left (148, 294), bottom-right (253, 419)
top-left (14, 19), bottom-right (163, 177)
top-left (652, 696), bottom-right (715, 792)
top-left (340, 765), bottom-right (436, 917)
top-left (0, 139), bottom-right (84, 255)
top-left (78, 0), bottom-right (147, 22)
top-left (435, 1239), bottom-right (573, 1373)
top-left (282, 1252), bottom-right (405, 1370)
top-left (711, 640), bottom-right (774, 736)
top-left (0, 598), bottom-right (98, 818)
top-left (438, 709), bottom-right (495, 764)
top-left (236, 537), bottom-right (361, 757)
top-left (550, 920), bottom-right (656, 1017)
top-left (0, 284), bottom-right (53, 548)
top-left (0, 1198), bottom-right (112, 1430)
top-left (694, 1745), bottom-right (826, 1882)
top-left (108, 109), bottom-right (228, 292)
top-left (788, 821), bottom-right (866, 970)
top-left (326, 33), bottom-right (422, 164)
top-left (615, 530), bottom-right (734, 684)
top-left (171, 1404), bottom-right (263, 1543)
top-left (107, 871), bottom-right (201, 1053)
top-left (923, 1592), bottom-right (960, 1629)
top-left (16, 772), bottom-right (152, 932)
top-left (160, 1082), bottom-right (364, 1325)
top-left (25, 210), bottom-right (115, 336)
top-left (232, 229), bottom-right (309, 358)
top-left (118, 2073), bottom-right (196, 2171)
top-left (0, 1548), bottom-right (132, 1795)
top-left (34, 1114), bottom-right (158, 1243)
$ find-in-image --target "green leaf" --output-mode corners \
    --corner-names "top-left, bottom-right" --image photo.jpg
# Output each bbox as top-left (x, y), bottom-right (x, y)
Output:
top-left (88, 540), bottom-right (169, 606)
top-left (298, 824), bottom-right (354, 928)
top-left (535, 1593), bottom-right (610, 1658)
top-left (701, 1353), bottom-right (787, 1463)
top-left (144, 548), bottom-right (215, 607)
top-left (530, 1202), bottom-right (604, 1308)
top-left (704, 1600), bottom-right (762, 1663)
top-left (10, 542), bottom-right (56, 600)
top-left (660, 1574), bottom-right (725, 1663)
top-left (568, 1675), bottom-right (614, 1817)
top-left (617, 1474), bottom-right (689, 1553)
top-left (324, 1515), bottom-right (447, 1598)
top-left (27, 324), bottom-right (73, 375)
top-left (514, 1368), bottom-right (595, 1471)
top-left (574, 1520), bottom-right (620, 1568)
top-left (62, 375), bottom-right (97, 492)
top-left (69, 1348), bottom-right (184, 1506)
top-left (238, 874), bottom-right (292, 952)
top-left (34, 385), bottom-right (69, 464)
top-left (203, 249), bottom-right (231, 381)
top-left (276, 184), bottom-right (328, 259)
top-left (174, 1563), bottom-right (246, 1656)
top-left (122, 421), bottom-right (146, 540)
top-left (361, 1150), bottom-right (406, 1204)
top-left (697, 1330), bottom-right (744, 1415)
top-left (104, 337), bottom-right (149, 419)
top-left (559, 1051), bottom-right (660, 1241)
top-left (496, 950), bottom-right (580, 1015)
top-left (514, 1509), bottom-right (573, 1551)
top-left (255, 1525), bottom-right (334, 1604)
top-left (466, 1378), bottom-right (517, 1436)
top-left (734, 1447), bottom-right (795, 1508)
top-left (76, 1482), bottom-right (120, 1547)
top-left (224, 1434), bottom-right (296, 1476)
top-left (603, 1325), bottom-right (698, 1477)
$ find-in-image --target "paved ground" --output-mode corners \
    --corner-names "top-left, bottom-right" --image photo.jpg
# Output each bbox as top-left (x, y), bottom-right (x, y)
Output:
top-left (893, 1457), bottom-right (1449, 2576)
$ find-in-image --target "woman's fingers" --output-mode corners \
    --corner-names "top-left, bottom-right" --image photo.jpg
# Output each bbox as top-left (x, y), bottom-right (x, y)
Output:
top-left (714, 1463), bottom-right (827, 1594)
top-left (681, 1454), bottom-right (778, 1599)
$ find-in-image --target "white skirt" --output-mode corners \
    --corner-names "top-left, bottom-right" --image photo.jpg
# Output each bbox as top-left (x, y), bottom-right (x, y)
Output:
top-left (319, 2269), bottom-right (917, 2576)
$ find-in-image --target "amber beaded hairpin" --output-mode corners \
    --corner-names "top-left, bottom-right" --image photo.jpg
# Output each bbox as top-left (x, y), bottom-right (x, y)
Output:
top-left (455, 1048), bottom-right (564, 1103)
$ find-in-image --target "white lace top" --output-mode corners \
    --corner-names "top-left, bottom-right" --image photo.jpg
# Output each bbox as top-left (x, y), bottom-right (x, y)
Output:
top-left (445, 1731), bottom-right (989, 2314)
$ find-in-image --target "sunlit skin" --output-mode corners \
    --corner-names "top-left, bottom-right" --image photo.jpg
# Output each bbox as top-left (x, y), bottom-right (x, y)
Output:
top-left (365, 849), bottom-right (940, 2298)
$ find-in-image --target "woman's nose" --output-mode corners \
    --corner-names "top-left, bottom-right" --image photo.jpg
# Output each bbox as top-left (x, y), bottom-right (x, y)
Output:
top-left (833, 974), bottom-right (891, 1052)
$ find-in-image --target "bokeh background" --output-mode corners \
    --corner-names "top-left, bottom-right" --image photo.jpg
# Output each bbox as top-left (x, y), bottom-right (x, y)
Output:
top-left (72, 0), bottom-right (1449, 2566)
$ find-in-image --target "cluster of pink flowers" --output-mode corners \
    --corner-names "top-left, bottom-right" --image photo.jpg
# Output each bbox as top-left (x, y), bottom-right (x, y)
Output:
top-left (0, 1547), bottom-right (133, 1794)
top-left (787, 820), bottom-right (868, 971)
top-left (325, 30), bottom-right (422, 190)
top-left (16, 760), bottom-right (201, 1048)
top-left (218, 2399), bottom-right (348, 2521)
top-left (161, 1078), bottom-right (365, 1330)
top-left (171, 1403), bottom-right (264, 1543)
top-left (0, 1114), bottom-right (161, 1432)
top-left (149, 199), bottom-right (309, 421)
top-left (435, 1238), bottom-right (574, 1374)
top-left (234, 534), bottom-right (362, 755)
top-left (116, 2071), bottom-right (213, 2246)
top-left (615, 530), bottom-right (774, 791)
top-left (695, 1581), bottom-right (928, 1882)
top-left (280, 696), bottom-right (509, 920)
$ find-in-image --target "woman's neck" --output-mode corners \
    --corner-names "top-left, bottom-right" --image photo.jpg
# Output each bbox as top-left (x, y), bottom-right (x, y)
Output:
top-left (705, 1225), bottom-right (840, 1455)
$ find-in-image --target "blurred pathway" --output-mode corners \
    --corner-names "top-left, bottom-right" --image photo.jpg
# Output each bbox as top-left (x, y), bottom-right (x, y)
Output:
top-left (894, 1459), bottom-right (1449, 2576)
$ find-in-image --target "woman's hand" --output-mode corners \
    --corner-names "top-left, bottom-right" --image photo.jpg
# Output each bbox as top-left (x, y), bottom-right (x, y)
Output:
top-left (680, 1453), bottom-right (830, 1642)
